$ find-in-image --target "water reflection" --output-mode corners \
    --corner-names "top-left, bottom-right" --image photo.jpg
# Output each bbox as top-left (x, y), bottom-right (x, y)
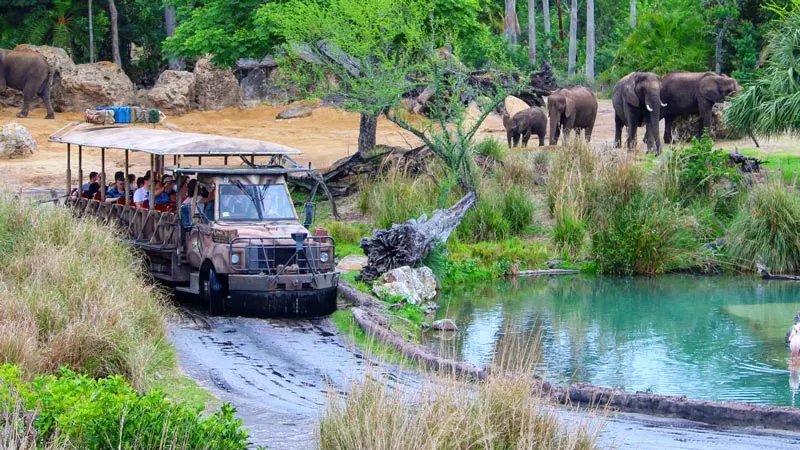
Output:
top-left (425, 275), bottom-right (800, 407)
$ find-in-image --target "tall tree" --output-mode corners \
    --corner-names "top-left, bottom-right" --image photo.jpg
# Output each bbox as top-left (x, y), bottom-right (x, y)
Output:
top-left (586, 0), bottom-right (594, 81)
top-left (556, 0), bottom-right (564, 41)
top-left (567, 0), bottom-right (577, 76)
top-left (88, 0), bottom-right (94, 62)
top-left (542, 0), bottom-right (551, 52)
top-left (528, 0), bottom-right (536, 64)
top-left (164, 3), bottom-right (183, 70)
top-left (108, 0), bottom-right (121, 65)
top-left (630, 0), bottom-right (636, 28)
top-left (504, 0), bottom-right (520, 45)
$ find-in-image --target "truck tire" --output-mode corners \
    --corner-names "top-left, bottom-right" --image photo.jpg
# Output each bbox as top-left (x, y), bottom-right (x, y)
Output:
top-left (204, 267), bottom-right (226, 316)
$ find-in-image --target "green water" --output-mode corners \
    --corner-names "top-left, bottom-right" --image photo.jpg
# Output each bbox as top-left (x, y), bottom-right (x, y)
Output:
top-left (426, 275), bottom-right (800, 407)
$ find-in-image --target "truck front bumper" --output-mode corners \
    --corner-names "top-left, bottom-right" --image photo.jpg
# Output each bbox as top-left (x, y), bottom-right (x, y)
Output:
top-left (224, 272), bottom-right (339, 317)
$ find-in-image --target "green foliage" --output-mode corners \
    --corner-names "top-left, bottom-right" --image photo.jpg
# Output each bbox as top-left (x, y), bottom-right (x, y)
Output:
top-left (725, 4), bottom-right (800, 137)
top-left (340, 270), bottom-right (372, 295)
top-left (658, 135), bottom-right (741, 204)
top-left (726, 179), bottom-right (800, 273)
top-left (608, 0), bottom-right (712, 78)
top-left (0, 365), bottom-right (248, 450)
top-left (552, 209), bottom-right (586, 259)
top-left (319, 220), bottom-right (369, 257)
top-left (474, 137), bottom-right (507, 161)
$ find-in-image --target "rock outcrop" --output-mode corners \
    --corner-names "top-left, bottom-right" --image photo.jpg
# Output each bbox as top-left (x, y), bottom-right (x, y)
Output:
top-left (53, 62), bottom-right (134, 112)
top-left (276, 105), bottom-right (313, 120)
top-left (240, 69), bottom-right (271, 107)
top-left (670, 102), bottom-right (744, 142)
top-left (0, 123), bottom-right (37, 159)
top-left (193, 57), bottom-right (241, 111)
top-left (372, 266), bottom-right (437, 305)
top-left (145, 70), bottom-right (196, 114)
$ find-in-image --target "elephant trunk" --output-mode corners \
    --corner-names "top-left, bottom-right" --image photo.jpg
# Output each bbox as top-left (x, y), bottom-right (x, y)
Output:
top-left (645, 93), bottom-right (662, 155)
top-left (549, 112), bottom-right (560, 145)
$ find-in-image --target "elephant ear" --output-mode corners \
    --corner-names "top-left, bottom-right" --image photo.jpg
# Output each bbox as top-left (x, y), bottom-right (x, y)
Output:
top-left (699, 75), bottom-right (723, 103)
top-left (565, 96), bottom-right (575, 119)
top-left (623, 77), bottom-right (639, 107)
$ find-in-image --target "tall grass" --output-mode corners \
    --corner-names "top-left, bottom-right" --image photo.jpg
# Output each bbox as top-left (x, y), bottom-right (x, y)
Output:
top-left (726, 178), bottom-right (800, 273)
top-left (0, 195), bottom-right (173, 391)
top-left (319, 330), bottom-right (603, 450)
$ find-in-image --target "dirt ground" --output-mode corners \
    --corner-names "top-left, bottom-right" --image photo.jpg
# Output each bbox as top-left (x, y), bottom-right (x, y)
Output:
top-left (0, 100), bottom-right (796, 191)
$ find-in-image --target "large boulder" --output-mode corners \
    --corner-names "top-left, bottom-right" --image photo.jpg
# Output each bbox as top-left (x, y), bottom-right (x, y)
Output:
top-left (193, 57), bottom-right (241, 111)
top-left (336, 254), bottom-right (368, 272)
top-left (145, 70), bottom-right (196, 114)
top-left (372, 266), bottom-right (437, 305)
top-left (670, 102), bottom-right (744, 142)
top-left (240, 69), bottom-right (270, 107)
top-left (0, 123), bottom-right (37, 159)
top-left (53, 62), bottom-right (134, 112)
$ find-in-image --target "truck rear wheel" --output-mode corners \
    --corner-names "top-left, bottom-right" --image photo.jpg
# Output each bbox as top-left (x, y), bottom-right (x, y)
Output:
top-left (203, 267), bottom-right (227, 316)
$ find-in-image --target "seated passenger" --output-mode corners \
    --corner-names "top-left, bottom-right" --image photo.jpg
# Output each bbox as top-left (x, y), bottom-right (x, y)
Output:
top-left (86, 182), bottom-right (100, 199)
top-left (128, 173), bottom-right (137, 193)
top-left (106, 177), bottom-right (128, 200)
top-left (153, 175), bottom-right (175, 205)
top-left (133, 176), bottom-right (151, 208)
top-left (82, 171), bottom-right (99, 192)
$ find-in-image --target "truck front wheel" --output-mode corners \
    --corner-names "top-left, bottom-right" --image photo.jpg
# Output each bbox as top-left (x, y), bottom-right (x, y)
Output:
top-left (203, 266), bottom-right (227, 315)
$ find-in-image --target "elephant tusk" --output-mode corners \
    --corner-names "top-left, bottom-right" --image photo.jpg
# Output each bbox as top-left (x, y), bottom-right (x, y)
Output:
top-left (661, 102), bottom-right (668, 107)
top-left (646, 104), bottom-right (653, 112)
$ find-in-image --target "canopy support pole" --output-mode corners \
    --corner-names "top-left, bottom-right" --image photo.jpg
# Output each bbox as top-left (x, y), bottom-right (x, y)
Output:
top-left (100, 148), bottom-right (106, 201)
top-left (149, 154), bottom-right (155, 209)
top-left (224, 156), bottom-right (228, 166)
top-left (124, 150), bottom-right (130, 206)
top-left (78, 145), bottom-right (83, 195)
top-left (66, 144), bottom-right (71, 202)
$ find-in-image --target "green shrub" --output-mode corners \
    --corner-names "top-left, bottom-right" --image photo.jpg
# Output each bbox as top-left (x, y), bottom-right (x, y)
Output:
top-left (474, 137), bottom-right (507, 161)
top-left (591, 193), bottom-right (699, 275)
top-left (657, 135), bottom-right (741, 205)
top-left (501, 186), bottom-right (535, 235)
top-left (552, 209), bottom-right (586, 259)
top-left (726, 179), bottom-right (800, 273)
top-left (358, 170), bottom-right (439, 229)
top-left (458, 193), bottom-right (511, 242)
top-left (319, 220), bottom-right (371, 257)
top-left (0, 365), bottom-right (248, 450)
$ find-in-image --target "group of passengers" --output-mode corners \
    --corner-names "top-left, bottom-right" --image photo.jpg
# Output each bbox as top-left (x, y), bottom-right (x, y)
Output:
top-left (73, 170), bottom-right (183, 209)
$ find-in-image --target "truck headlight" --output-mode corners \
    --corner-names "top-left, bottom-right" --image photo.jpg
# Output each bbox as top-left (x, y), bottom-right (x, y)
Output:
top-left (231, 253), bottom-right (240, 265)
top-left (320, 252), bottom-right (329, 263)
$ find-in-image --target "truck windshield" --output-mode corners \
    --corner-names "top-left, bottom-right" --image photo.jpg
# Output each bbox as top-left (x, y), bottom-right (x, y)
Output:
top-left (218, 184), bottom-right (296, 221)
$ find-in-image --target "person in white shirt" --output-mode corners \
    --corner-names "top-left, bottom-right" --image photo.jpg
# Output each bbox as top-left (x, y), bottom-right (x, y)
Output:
top-left (133, 176), bottom-right (151, 207)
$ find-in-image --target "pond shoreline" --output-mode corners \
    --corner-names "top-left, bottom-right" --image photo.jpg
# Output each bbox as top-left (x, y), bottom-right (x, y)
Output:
top-left (338, 280), bottom-right (800, 431)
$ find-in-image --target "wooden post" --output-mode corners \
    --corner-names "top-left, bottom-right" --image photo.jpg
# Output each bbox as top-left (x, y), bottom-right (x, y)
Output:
top-left (124, 150), bottom-right (130, 206)
top-left (66, 144), bottom-right (71, 201)
top-left (224, 156), bottom-right (228, 166)
top-left (78, 145), bottom-right (84, 194)
top-left (250, 154), bottom-right (255, 164)
top-left (100, 148), bottom-right (106, 201)
top-left (149, 154), bottom-right (155, 208)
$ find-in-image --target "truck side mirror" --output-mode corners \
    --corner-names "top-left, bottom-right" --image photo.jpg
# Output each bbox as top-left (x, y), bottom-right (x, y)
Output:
top-left (303, 202), bottom-right (315, 228)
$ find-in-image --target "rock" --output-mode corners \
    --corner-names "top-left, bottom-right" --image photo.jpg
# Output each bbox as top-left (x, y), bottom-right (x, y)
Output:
top-left (505, 95), bottom-right (530, 118)
top-left (373, 266), bottom-right (437, 305)
top-left (337, 254), bottom-right (368, 272)
top-left (431, 319), bottom-right (458, 331)
top-left (193, 56), bottom-right (242, 111)
top-left (53, 62), bottom-right (134, 112)
top-left (236, 58), bottom-right (261, 71)
top-left (670, 102), bottom-right (744, 142)
top-left (260, 55), bottom-right (278, 69)
top-left (546, 259), bottom-right (563, 269)
top-left (240, 69), bottom-right (270, 107)
top-left (0, 123), bottom-right (37, 159)
top-left (276, 105), bottom-right (313, 120)
top-left (146, 70), bottom-right (196, 114)
top-left (702, 238), bottom-right (725, 251)
top-left (421, 302), bottom-right (439, 315)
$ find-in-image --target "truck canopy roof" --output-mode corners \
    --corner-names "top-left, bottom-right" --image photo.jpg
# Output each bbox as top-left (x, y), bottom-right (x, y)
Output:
top-left (49, 123), bottom-right (302, 157)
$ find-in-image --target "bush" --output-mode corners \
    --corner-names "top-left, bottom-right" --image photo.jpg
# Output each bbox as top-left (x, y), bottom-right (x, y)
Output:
top-left (0, 196), bottom-right (172, 391)
top-left (552, 209), bottom-right (586, 259)
top-left (0, 365), bottom-right (248, 450)
top-left (474, 137), bottom-right (507, 162)
top-left (358, 169), bottom-right (440, 229)
top-left (726, 179), bottom-right (800, 273)
top-left (657, 135), bottom-right (741, 205)
top-left (319, 220), bottom-right (371, 257)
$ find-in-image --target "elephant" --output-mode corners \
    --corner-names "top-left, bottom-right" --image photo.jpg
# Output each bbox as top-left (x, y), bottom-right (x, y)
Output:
top-left (659, 71), bottom-right (741, 143)
top-left (612, 72), bottom-right (665, 155)
top-left (0, 49), bottom-right (54, 119)
top-left (546, 86), bottom-right (598, 145)
top-left (502, 106), bottom-right (547, 147)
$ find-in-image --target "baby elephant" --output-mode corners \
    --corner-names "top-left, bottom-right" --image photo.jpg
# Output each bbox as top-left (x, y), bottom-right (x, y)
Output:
top-left (503, 107), bottom-right (547, 147)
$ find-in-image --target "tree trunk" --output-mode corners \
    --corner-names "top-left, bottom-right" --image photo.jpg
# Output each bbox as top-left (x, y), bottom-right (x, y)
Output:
top-left (630, 0), bottom-right (636, 28)
top-left (586, 0), bottom-right (595, 81)
top-left (108, 0), bottom-right (121, 66)
top-left (358, 112), bottom-right (378, 156)
top-left (164, 4), bottom-right (184, 70)
top-left (567, 0), bottom-right (577, 76)
top-left (715, 15), bottom-right (733, 74)
top-left (542, 0), bottom-right (551, 52)
top-left (504, 0), bottom-right (520, 46)
top-left (528, 0), bottom-right (536, 64)
top-left (555, 0), bottom-right (564, 42)
top-left (88, 0), bottom-right (94, 63)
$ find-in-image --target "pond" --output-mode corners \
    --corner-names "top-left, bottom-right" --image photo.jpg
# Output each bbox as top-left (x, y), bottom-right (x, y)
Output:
top-left (424, 275), bottom-right (800, 407)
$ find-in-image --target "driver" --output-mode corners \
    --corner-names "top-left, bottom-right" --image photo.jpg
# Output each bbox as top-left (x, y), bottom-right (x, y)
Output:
top-left (220, 191), bottom-right (255, 219)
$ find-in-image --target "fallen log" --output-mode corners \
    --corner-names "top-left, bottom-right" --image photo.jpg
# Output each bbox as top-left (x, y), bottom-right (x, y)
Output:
top-left (358, 191), bottom-right (477, 282)
top-left (516, 269), bottom-right (580, 277)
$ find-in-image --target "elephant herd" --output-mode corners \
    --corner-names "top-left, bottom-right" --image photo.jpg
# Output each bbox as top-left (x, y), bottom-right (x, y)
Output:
top-left (502, 71), bottom-right (742, 155)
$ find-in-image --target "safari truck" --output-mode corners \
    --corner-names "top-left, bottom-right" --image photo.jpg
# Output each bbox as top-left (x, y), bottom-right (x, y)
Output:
top-left (49, 123), bottom-right (339, 317)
